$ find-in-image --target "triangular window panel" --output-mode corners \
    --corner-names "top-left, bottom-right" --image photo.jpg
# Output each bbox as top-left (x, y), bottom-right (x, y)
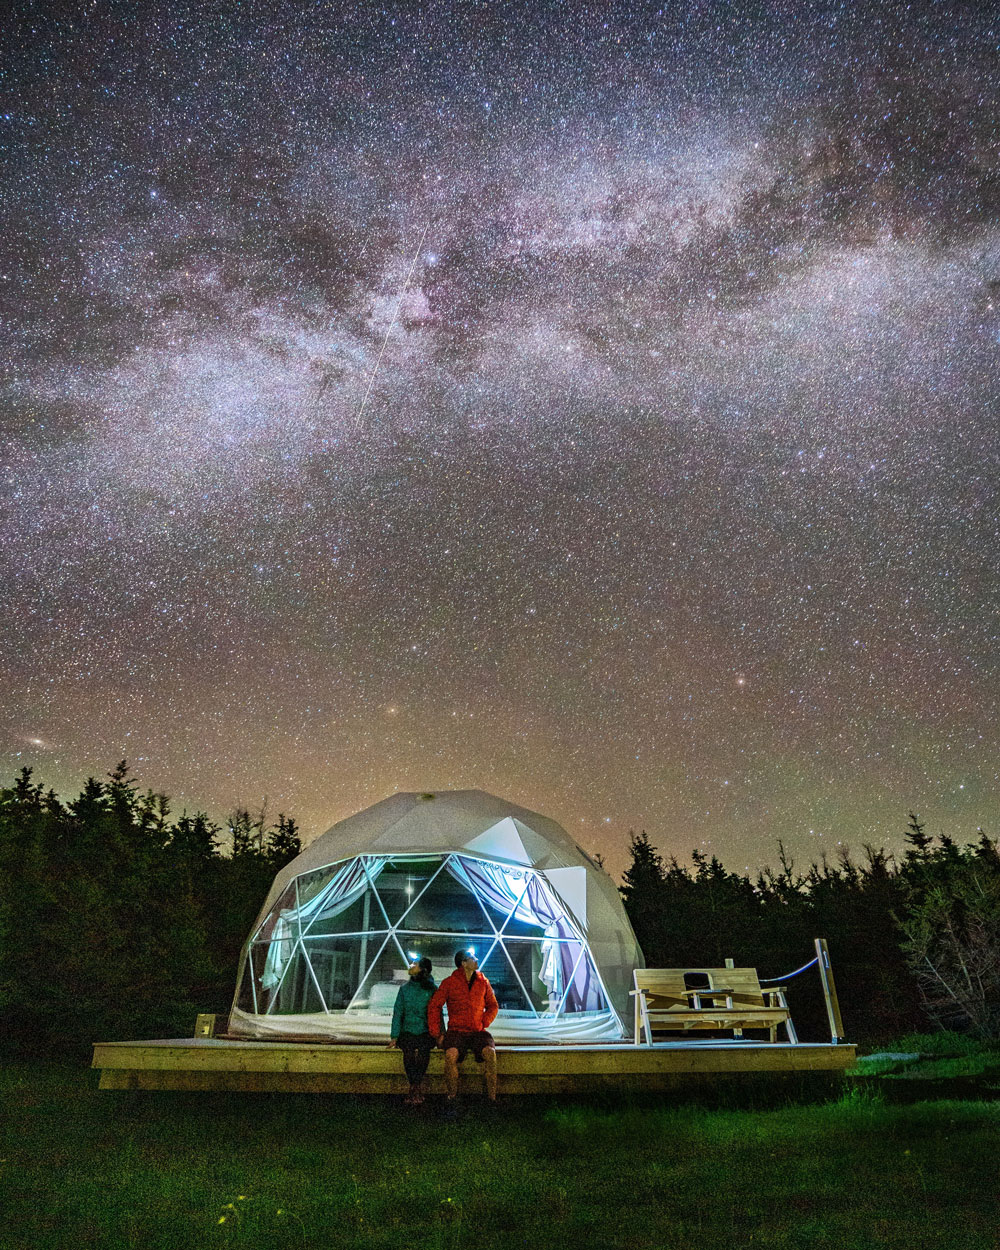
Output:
top-left (300, 936), bottom-right (368, 1010)
top-left (252, 882), bottom-right (299, 945)
top-left (450, 858), bottom-right (548, 937)
top-left (400, 863), bottom-right (496, 934)
top-left (266, 944), bottom-right (326, 1015)
top-left (305, 886), bottom-right (377, 937)
top-left (298, 947), bottom-right (328, 1014)
top-left (245, 942), bottom-right (275, 1014)
top-left (500, 937), bottom-right (563, 1010)
top-left (251, 922), bottom-right (297, 1008)
top-left (236, 957), bottom-right (257, 1013)
top-left (478, 946), bottom-right (536, 1014)
top-left (491, 905), bottom-right (545, 940)
top-left (345, 933), bottom-right (403, 1010)
top-left (371, 858), bottom-right (445, 925)
top-left (295, 863), bottom-right (342, 908)
top-left (551, 940), bottom-right (608, 1014)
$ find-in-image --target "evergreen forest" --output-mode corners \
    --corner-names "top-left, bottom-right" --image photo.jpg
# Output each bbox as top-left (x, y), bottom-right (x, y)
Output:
top-left (0, 764), bottom-right (299, 1057)
top-left (1, 763), bottom-right (997, 1057)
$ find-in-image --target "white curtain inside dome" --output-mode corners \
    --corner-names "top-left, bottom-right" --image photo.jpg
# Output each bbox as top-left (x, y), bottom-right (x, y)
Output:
top-left (233, 851), bottom-right (620, 1041)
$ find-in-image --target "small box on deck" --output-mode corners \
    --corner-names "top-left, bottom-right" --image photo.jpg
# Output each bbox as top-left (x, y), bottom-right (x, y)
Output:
top-left (194, 1014), bottom-right (217, 1038)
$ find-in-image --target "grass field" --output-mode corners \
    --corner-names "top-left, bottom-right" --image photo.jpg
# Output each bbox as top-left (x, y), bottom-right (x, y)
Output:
top-left (852, 1031), bottom-right (1000, 1080)
top-left (2, 1063), bottom-right (999, 1250)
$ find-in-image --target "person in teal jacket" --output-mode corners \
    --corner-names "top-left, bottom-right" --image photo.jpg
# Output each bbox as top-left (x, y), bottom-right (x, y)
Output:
top-left (388, 957), bottom-right (437, 1104)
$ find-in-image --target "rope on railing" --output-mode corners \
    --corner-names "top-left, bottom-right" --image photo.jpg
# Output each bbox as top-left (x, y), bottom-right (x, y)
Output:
top-left (760, 956), bottom-right (818, 982)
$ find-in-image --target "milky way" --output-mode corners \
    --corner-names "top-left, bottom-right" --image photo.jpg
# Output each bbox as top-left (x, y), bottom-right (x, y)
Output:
top-left (3, 2), bottom-right (999, 875)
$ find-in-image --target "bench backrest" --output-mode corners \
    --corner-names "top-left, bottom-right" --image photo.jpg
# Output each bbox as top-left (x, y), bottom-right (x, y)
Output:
top-left (634, 967), bottom-right (767, 1010)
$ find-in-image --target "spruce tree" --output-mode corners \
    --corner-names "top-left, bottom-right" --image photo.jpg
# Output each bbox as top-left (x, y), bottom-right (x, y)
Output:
top-left (620, 830), bottom-right (666, 960)
top-left (265, 814), bottom-right (301, 869)
top-left (904, 812), bottom-right (933, 862)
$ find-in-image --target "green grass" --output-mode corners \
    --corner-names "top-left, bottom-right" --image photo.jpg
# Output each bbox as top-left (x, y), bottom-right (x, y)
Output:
top-left (890, 1031), bottom-right (991, 1058)
top-left (2, 1065), bottom-right (999, 1249)
top-left (852, 1032), bottom-right (1000, 1079)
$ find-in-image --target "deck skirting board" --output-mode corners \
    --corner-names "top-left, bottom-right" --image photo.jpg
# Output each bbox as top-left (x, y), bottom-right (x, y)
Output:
top-left (93, 1039), bottom-right (855, 1093)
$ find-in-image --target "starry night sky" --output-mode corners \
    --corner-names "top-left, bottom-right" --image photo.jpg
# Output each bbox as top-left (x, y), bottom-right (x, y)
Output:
top-left (3, 1), bottom-right (999, 876)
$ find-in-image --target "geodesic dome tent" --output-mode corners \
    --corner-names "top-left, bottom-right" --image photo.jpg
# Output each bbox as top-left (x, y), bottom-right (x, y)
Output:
top-left (229, 789), bottom-right (644, 1043)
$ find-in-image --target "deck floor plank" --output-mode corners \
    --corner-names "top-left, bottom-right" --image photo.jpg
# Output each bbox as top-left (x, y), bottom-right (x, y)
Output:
top-left (93, 1038), bottom-right (855, 1093)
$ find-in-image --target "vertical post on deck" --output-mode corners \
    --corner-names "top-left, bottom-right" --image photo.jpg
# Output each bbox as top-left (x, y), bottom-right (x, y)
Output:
top-left (814, 937), bottom-right (844, 1043)
top-left (723, 958), bottom-right (739, 1036)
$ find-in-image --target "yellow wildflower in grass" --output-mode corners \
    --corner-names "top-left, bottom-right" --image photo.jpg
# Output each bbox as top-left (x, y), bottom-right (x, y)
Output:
top-left (218, 1216), bottom-right (226, 1224)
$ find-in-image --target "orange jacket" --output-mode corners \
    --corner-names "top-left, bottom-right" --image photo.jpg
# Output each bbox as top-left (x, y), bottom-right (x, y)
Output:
top-left (428, 968), bottom-right (499, 1036)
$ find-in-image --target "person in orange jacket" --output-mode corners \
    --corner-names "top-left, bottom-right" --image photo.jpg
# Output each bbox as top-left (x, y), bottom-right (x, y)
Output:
top-left (428, 949), bottom-right (499, 1107)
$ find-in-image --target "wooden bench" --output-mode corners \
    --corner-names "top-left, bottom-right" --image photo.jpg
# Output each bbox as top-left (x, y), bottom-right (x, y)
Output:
top-left (632, 967), bottom-right (798, 1045)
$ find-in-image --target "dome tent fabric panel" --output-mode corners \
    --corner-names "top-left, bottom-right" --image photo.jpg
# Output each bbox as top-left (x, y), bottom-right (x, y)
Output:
top-left (229, 790), bottom-right (644, 1043)
top-left (250, 791), bottom-right (608, 918)
top-left (462, 817), bottom-right (533, 865)
top-left (544, 865), bottom-right (587, 927)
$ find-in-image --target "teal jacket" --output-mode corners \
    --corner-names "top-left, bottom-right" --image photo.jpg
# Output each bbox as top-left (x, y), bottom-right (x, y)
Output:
top-left (391, 977), bottom-right (437, 1039)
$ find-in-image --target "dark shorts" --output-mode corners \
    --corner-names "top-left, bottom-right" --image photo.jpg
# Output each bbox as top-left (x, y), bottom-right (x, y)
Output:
top-left (443, 1029), bottom-right (496, 1063)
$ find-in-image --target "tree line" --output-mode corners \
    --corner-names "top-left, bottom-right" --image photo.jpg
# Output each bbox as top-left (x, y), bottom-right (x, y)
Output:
top-left (620, 817), bottom-right (1000, 1042)
top-left (1, 762), bottom-right (997, 1056)
top-left (0, 763), bottom-right (300, 1058)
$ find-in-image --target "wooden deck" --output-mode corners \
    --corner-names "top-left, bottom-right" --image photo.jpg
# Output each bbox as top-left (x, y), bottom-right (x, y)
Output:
top-left (92, 1037), bottom-right (856, 1094)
